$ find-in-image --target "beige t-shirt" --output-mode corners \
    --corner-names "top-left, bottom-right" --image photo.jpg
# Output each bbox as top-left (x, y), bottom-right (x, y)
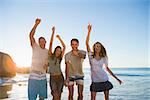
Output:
top-left (65, 50), bottom-right (86, 76)
top-left (31, 42), bottom-right (48, 74)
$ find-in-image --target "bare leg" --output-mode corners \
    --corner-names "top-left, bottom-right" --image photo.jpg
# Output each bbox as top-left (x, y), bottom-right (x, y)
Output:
top-left (91, 92), bottom-right (96, 100)
top-left (55, 92), bottom-right (61, 100)
top-left (77, 84), bottom-right (83, 100)
top-left (104, 90), bottom-right (109, 100)
top-left (53, 91), bottom-right (62, 100)
top-left (68, 85), bottom-right (74, 100)
top-left (57, 92), bottom-right (62, 100)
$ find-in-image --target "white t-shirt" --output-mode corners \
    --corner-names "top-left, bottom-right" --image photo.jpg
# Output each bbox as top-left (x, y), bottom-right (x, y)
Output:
top-left (29, 42), bottom-right (48, 80)
top-left (88, 52), bottom-right (109, 82)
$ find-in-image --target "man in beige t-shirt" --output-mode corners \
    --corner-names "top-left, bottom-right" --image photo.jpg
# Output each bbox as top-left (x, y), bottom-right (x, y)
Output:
top-left (65, 38), bottom-right (86, 100)
top-left (28, 18), bottom-right (48, 100)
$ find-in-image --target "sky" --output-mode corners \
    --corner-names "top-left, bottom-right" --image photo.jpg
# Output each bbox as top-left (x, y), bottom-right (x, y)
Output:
top-left (0, 0), bottom-right (149, 68)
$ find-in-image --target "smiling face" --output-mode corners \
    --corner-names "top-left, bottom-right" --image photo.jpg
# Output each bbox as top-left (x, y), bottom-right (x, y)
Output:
top-left (94, 43), bottom-right (102, 53)
top-left (38, 37), bottom-right (46, 49)
top-left (71, 41), bottom-right (79, 51)
top-left (93, 42), bottom-right (107, 58)
top-left (71, 39), bottom-right (79, 51)
top-left (55, 47), bottom-right (62, 57)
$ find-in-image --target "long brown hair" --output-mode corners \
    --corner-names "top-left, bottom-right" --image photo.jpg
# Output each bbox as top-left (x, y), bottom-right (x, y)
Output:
top-left (92, 42), bottom-right (107, 58)
top-left (52, 46), bottom-right (62, 64)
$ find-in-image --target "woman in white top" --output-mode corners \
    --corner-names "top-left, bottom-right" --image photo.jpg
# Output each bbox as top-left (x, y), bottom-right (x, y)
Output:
top-left (86, 24), bottom-right (122, 100)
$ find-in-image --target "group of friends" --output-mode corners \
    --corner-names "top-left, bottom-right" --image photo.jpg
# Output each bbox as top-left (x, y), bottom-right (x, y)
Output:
top-left (28, 18), bottom-right (123, 100)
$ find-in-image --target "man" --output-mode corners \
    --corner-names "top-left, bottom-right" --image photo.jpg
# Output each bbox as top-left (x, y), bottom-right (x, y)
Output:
top-left (28, 18), bottom-right (48, 100)
top-left (65, 38), bottom-right (86, 100)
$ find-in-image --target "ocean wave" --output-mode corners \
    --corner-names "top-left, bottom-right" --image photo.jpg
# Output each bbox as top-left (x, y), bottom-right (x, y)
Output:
top-left (116, 74), bottom-right (150, 77)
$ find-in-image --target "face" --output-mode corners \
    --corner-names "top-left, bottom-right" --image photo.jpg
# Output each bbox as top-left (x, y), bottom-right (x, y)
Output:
top-left (55, 48), bottom-right (62, 57)
top-left (94, 43), bottom-right (101, 53)
top-left (39, 38), bottom-right (46, 49)
top-left (71, 41), bottom-right (79, 51)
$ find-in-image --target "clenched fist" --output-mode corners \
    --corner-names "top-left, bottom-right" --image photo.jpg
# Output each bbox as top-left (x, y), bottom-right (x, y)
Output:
top-left (52, 26), bottom-right (55, 33)
top-left (35, 18), bottom-right (41, 25)
top-left (56, 35), bottom-right (60, 38)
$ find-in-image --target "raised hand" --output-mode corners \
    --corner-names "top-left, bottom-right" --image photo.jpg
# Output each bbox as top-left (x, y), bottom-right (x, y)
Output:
top-left (35, 18), bottom-right (41, 25)
top-left (49, 26), bottom-right (55, 56)
top-left (29, 18), bottom-right (41, 46)
top-left (87, 23), bottom-right (92, 32)
top-left (64, 79), bottom-right (69, 87)
top-left (56, 34), bottom-right (66, 57)
top-left (86, 23), bottom-right (92, 52)
top-left (56, 35), bottom-right (60, 39)
top-left (52, 26), bottom-right (55, 33)
top-left (118, 79), bottom-right (123, 85)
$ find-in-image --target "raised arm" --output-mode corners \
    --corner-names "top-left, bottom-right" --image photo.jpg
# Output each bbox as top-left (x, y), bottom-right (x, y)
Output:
top-left (49, 26), bottom-right (55, 56)
top-left (86, 24), bottom-right (92, 52)
top-left (29, 18), bottom-right (41, 46)
top-left (56, 35), bottom-right (66, 57)
top-left (105, 65), bottom-right (123, 85)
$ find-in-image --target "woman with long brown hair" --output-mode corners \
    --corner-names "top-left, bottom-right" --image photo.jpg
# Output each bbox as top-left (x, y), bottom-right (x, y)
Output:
top-left (48, 26), bottom-right (66, 100)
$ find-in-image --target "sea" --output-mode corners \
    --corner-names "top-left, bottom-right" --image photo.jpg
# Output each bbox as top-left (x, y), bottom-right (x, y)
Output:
top-left (0, 67), bottom-right (149, 100)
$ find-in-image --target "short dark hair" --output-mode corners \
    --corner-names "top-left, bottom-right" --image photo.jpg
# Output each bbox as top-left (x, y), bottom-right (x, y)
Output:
top-left (71, 38), bottom-right (79, 44)
top-left (39, 37), bottom-right (45, 41)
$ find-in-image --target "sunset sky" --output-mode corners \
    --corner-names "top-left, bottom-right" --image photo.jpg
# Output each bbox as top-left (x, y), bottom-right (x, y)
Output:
top-left (0, 0), bottom-right (149, 68)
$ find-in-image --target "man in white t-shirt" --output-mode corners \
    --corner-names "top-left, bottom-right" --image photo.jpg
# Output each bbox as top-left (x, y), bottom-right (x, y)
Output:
top-left (28, 18), bottom-right (48, 100)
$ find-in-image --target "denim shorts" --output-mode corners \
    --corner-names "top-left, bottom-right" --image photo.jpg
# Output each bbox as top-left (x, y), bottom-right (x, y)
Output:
top-left (28, 79), bottom-right (47, 100)
top-left (68, 76), bottom-right (84, 86)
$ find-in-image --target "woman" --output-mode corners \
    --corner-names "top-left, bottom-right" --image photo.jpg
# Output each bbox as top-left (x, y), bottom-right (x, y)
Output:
top-left (86, 24), bottom-right (122, 100)
top-left (48, 26), bottom-right (66, 100)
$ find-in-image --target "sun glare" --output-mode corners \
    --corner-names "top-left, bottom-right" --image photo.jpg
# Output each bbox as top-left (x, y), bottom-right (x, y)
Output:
top-left (14, 58), bottom-right (31, 68)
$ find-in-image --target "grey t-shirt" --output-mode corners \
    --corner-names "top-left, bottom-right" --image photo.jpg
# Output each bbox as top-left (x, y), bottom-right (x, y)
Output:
top-left (65, 50), bottom-right (86, 77)
top-left (48, 55), bottom-right (62, 74)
